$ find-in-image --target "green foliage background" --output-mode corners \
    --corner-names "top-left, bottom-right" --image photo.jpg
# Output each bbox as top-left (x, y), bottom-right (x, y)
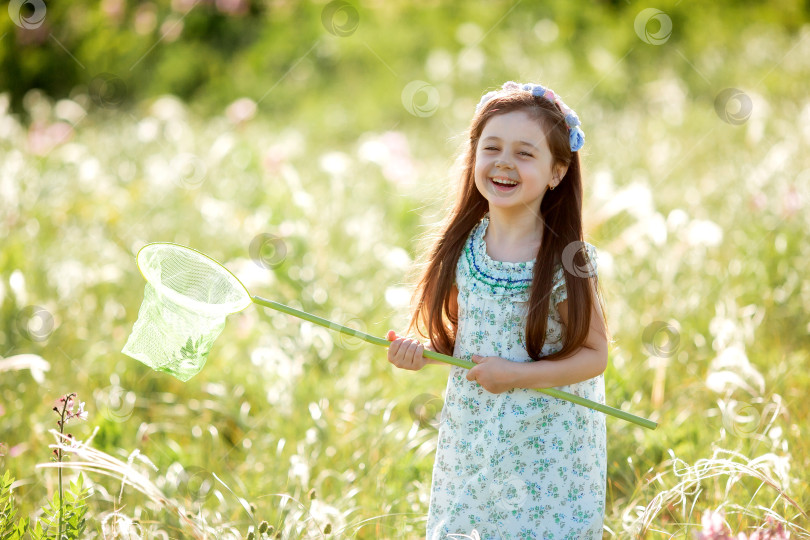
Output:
top-left (2, 0), bottom-right (810, 537)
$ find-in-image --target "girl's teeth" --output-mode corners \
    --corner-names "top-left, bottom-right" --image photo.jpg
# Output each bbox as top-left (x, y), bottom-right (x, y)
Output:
top-left (493, 178), bottom-right (517, 186)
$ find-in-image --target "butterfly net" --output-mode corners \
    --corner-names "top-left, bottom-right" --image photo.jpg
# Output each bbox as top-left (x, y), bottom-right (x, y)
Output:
top-left (122, 243), bottom-right (252, 381)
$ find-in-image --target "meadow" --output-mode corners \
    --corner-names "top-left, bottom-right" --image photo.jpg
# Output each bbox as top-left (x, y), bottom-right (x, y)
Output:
top-left (2, 1), bottom-right (810, 538)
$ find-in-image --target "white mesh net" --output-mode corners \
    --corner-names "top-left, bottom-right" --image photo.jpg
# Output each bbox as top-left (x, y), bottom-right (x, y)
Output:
top-left (122, 243), bottom-right (252, 381)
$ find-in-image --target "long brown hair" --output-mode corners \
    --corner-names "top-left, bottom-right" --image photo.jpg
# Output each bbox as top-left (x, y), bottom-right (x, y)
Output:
top-left (405, 86), bottom-right (610, 361)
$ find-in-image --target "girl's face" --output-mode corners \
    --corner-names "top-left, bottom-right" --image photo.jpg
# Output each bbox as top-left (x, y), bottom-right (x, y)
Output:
top-left (473, 110), bottom-right (565, 217)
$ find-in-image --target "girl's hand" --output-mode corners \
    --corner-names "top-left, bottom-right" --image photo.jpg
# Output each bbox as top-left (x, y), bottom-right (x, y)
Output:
top-left (386, 330), bottom-right (432, 371)
top-left (466, 355), bottom-right (519, 394)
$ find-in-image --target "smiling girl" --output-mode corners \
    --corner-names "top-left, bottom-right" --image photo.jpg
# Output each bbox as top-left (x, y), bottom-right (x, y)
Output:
top-left (387, 81), bottom-right (609, 538)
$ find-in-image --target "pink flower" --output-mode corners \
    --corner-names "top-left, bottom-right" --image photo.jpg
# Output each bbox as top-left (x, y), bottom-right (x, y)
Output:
top-left (134, 3), bottom-right (158, 35)
top-left (262, 145), bottom-right (288, 175)
top-left (357, 131), bottom-right (416, 185)
top-left (64, 398), bottom-right (89, 424)
top-left (781, 185), bottom-right (801, 218)
top-left (54, 392), bottom-right (89, 425)
top-left (226, 97), bottom-right (257, 125)
top-left (172, 0), bottom-right (201, 13)
top-left (67, 401), bottom-right (89, 422)
top-left (698, 509), bottom-right (733, 539)
top-left (160, 17), bottom-right (184, 43)
top-left (101, 0), bottom-right (125, 23)
top-left (747, 516), bottom-right (790, 540)
top-left (27, 121), bottom-right (74, 156)
top-left (750, 192), bottom-right (767, 212)
top-left (216, 0), bottom-right (248, 16)
top-left (697, 510), bottom-right (790, 540)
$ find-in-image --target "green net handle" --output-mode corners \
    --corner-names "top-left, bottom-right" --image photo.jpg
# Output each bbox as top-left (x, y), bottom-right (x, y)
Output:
top-left (251, 295), bottom-right (657, 431)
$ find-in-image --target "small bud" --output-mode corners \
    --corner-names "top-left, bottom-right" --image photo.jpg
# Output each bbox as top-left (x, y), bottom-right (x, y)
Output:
top-left (53, 407), bottom-right (59, 412)
top-left (324, 523), bottom-right (332, 534)
top-left (246, 532), bottom-right (255, 540)
top-left (259, 521), bottom-right (268, 533)
top-left (266, 525), bottom-right (275, 534)
top-left (308, 488), bottom-right (316, 500)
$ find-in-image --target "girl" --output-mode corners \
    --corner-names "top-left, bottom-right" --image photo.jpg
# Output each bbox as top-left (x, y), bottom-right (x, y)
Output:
top-left (387, 81), bottom-right (610, 539)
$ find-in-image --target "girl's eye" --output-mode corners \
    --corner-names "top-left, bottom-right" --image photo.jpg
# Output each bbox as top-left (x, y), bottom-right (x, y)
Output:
top-left (519, 151), bottom-right (533, 157)
top-left (484, 146), bottom-right (499, 151)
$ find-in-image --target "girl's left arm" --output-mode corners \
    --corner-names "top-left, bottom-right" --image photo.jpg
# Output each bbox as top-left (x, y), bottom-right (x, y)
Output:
top-left (466, 279), bottom-right (609, 393)
top-left (515, 279), bottom-right (608, 389)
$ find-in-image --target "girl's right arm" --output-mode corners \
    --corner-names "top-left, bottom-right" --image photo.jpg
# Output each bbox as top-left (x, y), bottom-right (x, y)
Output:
top-left (386, 331), bottom-right (442, 370)
top-left (387, 283), bottom-right (458, 371)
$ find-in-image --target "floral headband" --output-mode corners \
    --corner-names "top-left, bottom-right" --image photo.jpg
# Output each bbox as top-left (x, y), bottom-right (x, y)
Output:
top-left (475, 81), bottom-right (585, 152)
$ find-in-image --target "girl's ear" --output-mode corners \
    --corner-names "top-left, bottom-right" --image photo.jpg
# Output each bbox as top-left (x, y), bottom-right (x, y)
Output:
top-left (553, 163), bottom-right (568, 183)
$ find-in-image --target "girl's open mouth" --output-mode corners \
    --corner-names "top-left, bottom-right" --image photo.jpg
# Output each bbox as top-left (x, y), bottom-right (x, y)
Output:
top-left (490, 177), bottom-right (519, 192)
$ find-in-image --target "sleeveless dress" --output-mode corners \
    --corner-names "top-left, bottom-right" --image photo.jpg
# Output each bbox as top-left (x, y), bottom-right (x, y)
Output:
top-left (425, 213), bottom-right (607, 540)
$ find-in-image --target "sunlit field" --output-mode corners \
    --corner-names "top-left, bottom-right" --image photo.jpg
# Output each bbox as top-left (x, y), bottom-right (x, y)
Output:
top-left (2, 2), bottom-right (810, 538)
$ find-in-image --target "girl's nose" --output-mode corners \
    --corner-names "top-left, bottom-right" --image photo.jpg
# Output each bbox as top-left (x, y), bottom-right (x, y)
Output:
top-left (495, 159), bottom-right (514, 169)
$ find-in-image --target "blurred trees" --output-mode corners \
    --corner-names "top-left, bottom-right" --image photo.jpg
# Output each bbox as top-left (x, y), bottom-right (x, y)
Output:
top-left (2, 0), bottom-right (810, 136)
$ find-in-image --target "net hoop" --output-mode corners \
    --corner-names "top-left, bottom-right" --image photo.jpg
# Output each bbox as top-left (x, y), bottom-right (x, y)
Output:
top-left (135, 242), bottom-right (252, 316)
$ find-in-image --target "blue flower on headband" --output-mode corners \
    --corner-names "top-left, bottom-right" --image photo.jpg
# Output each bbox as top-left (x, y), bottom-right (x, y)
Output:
top-left (475, 81), bottom-right (585, 152)
top-left (569, 126), bottom-right (585, 152)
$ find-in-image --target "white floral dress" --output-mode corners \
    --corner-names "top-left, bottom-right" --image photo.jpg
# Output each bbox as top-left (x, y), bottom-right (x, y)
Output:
top-left (426, 214), bottom-right (606, 540)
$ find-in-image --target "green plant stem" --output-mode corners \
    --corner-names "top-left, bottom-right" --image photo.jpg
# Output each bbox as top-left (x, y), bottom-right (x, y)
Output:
top-left (56, 393), bottom-right (74, 540)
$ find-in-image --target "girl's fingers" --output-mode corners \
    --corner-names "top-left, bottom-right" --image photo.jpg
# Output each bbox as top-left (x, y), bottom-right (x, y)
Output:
top-left (389, 337), bottom-right (411, 367)
top-left (408, 340), bottom-right (423, 367)
top-left (400, 339), bottom-right (416, 368)
top-left (402, 339), bottom-right (423, 369)
top-left (387, 337), bottom-right (402, 364)
top-left (386, 333), bottom-right (428, 370)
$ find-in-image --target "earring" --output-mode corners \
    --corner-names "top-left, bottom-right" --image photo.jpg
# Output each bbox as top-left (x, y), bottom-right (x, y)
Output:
top-left (550, 185), bottom-right (555, 191)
